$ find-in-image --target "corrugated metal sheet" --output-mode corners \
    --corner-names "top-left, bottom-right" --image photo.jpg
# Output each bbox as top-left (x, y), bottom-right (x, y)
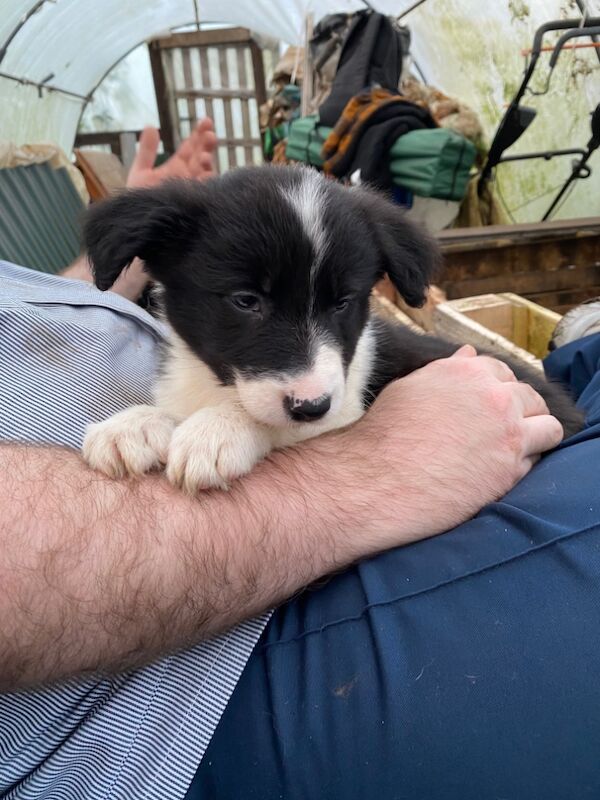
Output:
top-left (0, 162), bottom-right (85, 273)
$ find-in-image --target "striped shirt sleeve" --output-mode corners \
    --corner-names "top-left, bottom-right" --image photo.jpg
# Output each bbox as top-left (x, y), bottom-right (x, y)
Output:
top-left (0, 262), bottom-right (269, 800)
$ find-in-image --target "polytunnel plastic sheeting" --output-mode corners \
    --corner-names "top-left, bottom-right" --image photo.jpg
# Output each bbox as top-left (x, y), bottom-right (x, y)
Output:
top-left (0, 0), bottom-right (409, 152)
top-left (2, 0), bottom-right (600, 222)
top-left (0, 0), bottom-right (417, 152)
top-left (0, 0), bottom-right (413, 92)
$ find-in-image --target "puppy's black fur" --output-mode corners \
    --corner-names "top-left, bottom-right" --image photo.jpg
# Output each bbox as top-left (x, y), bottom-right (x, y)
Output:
top-left (84, 166), bottom-right (583, 439)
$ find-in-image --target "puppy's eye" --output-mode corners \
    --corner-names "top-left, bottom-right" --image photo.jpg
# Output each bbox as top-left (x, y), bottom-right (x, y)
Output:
top-left (334, 297), bottom-right (352, 313)
top-left (230, 293), bottom-right (261, 313)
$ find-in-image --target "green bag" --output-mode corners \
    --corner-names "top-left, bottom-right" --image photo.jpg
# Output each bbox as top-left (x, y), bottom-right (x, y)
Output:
top-left (389, 128), bottom-right (476, 201)
top-left (287, 117), bottom-right (475, 202)
top-left (286, 116), bottom-right (331, 167)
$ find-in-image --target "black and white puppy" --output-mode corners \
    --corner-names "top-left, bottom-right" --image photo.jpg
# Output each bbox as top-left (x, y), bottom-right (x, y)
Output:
top-left (82, 166), bottom-right (583, 492)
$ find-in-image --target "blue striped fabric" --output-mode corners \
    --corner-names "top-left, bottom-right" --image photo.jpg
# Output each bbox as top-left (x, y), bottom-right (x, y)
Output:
top-left (0, 262), bottom-right (270, 799)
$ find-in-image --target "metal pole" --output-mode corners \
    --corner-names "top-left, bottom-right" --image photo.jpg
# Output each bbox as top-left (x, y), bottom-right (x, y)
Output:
top-left (542, 148), bottom-right (596, 220)
top-left (397, 0), bottom-right (429, 21)
top-left (301, 14), bottom-right (314, 118)
top-left (576, 0), bottom-right (600, 65)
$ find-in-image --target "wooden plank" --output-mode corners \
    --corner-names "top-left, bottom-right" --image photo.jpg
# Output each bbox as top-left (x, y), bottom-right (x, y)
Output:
top-left (445, 264), bottom-right (600, 299)
top-left (394, 285), bottom-right (447, 332)
top-left (502, 293), bottom-right (560, 359)
top-left (249, 39), bottom-right (267, 108)
top-left (173, 86), bottom-right (256, 99)
top-left (162, 48), bottom-right (183, 146)
top-left (526, 286), bottom-right (600, 310)
top-left (433, 299), bottom-right (544, 371)
top-left (153, 27), bottom-right (253, 50)
top-left (198, 46), bottom-right (215, 155)
top-left (148, 41), bottom-right (177, 155)
top-left (439, 293), bottom-right (561, 359)
top-left (439, 293), bottom-right (560, 360)
top-left (180, 47), bottom-right (197, 126)
top-left (74, 149), bottom-right (127, 201)
top-left (218, 46), bottom-right (237, 169)
top-left (440, 238), bottom-right (600, 285)
top-left (236, 45), bottom-right (254, 164)
top-left (170, 132), bottom-right (260, 147)
top-left (451, 297), bottom-right (516, 342)
top-left (437, 217), bottom-right (600, 253)
top-left (371, 292), bottom-right (425, 334)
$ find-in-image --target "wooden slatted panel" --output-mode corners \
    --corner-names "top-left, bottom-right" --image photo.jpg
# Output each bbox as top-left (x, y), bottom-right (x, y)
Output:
top-left (181, 47), bottom-right (197, 130)
top-left (149, 28), bottom-right (264, 173)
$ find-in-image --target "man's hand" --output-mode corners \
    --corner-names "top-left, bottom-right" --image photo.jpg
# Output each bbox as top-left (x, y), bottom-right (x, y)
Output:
top-left (62, 120), bottom-right (217, 299)
top-left (295, 345), bottom-right (564, 559)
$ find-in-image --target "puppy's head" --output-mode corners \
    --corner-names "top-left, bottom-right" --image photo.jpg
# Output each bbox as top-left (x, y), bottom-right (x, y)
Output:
top-left (84, 166), bottom-right (439, 427)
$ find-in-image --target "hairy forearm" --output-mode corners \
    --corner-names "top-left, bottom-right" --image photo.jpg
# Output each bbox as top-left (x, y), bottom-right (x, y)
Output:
top-left (0, 437), bottom-right (404, 691)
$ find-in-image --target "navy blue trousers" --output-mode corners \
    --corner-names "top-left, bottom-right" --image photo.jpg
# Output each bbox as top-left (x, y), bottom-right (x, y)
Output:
top-left (188, 335), bottom-right (600, 800)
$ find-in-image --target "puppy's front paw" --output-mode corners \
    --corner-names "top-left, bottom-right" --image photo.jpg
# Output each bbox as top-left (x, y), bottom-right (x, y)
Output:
top-left (83, 405), bottom-right (177, 478)
top-left (166, 408), bottom-right (272, 492)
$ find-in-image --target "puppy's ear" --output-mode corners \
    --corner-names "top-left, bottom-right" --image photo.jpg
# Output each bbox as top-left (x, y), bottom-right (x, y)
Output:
top-left (352, 188), bottom-right (441, 308)
top-left (83, 182), bottom-right (201, 291)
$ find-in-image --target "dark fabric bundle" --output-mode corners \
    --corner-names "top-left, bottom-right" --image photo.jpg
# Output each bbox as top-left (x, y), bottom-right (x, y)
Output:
top-left (322, 88), bottom-right (436, 188)
top-left (318, 11), bottom-right (407, 128)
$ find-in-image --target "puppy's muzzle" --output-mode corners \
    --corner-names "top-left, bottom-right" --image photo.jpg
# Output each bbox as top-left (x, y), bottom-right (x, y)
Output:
top-left (284, 394), bottom-right (331, 422)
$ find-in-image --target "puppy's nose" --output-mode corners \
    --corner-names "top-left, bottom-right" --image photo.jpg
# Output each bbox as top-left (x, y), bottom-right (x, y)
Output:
top-left (285, 394), bottom-right (331, 422)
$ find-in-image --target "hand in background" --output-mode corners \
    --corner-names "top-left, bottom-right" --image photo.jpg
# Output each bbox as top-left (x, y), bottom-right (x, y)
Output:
top-left (126, 120), bottom-right (217, 188)
top-left (63, 119), bottom-right (218, 299)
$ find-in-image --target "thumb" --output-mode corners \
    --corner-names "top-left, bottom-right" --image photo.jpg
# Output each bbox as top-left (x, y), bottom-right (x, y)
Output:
top-left (450, 344), bottom-right (477, 359)
top-left (132, 127), bottom-right (160, 172)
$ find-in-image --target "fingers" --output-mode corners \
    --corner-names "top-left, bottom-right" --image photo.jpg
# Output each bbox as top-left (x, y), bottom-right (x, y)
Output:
top-left (512, 381), bottom-right (549, 418)
top-left (478, 356), bottom-right (517, 383)
top-left (195, 118), bottom-right (215, 134)
top-left (521, 414), bottom-right (564, 457)
top-left (449, 346), bottom-right (517, 383)
top-left (190, 121), bottom-right (217, 177)
top-left (132, 126), bottom-right (160, 173)
top-left (172, 119), bottom-right (217, 180)
top-left (449, 344), bottom-right (477, 358)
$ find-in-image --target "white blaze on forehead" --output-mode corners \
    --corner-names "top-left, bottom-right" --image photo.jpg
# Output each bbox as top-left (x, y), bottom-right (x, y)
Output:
top-left (281, 169), bottom-right (329, 280)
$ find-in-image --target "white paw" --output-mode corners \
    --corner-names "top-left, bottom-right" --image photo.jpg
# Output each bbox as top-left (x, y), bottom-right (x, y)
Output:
top-left (166, 407), bottom-right (272, 493)
top-left (82, 405), bottom-right (178, 479)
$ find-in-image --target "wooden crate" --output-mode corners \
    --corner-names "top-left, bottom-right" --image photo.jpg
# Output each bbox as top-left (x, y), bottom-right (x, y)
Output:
top-left (372, 290), bottom-right (560, 373)
top-left (433, 293), bottom-right (561, 371)
top-left (370, 292), bottom-right (424, 333)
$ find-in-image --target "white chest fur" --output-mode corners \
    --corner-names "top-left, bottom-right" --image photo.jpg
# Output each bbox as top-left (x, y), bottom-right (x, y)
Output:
top-left (154, 322), bottom-right (376, 450)
top-left (83, 322), bottom-right (376, 492)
